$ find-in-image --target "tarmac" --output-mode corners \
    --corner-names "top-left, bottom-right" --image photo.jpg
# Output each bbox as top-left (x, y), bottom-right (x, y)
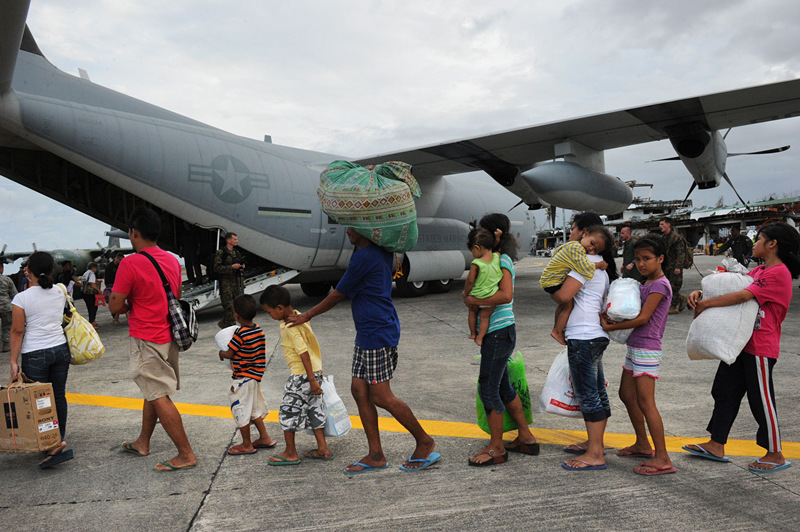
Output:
top-left (2, 254), bottom-right (800, 532)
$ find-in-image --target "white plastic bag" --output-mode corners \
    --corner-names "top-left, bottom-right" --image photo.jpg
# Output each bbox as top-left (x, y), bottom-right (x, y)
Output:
top-left (720, 257), bottom-right (749, 274)
top-left (609, 328), bottom-right (634, 344)
top-left (319, 375), bottom-right (351, 437)
top-left (539, 350), bottom-right (582, 418)
top-left (605, 278), bottom-right (642, 321)
top-left (686, 272), bottom-right (758, 364)
top-left (214, 325), bottom-right (239, 369)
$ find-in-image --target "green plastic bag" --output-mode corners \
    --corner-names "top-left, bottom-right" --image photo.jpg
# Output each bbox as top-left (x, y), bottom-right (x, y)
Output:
top-left (476, 351), bottom-right (533, 434)
top-left (317, 160), bottom-right (421, 252)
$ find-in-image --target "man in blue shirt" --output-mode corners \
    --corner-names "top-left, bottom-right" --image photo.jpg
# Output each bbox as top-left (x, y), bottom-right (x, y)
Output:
top-left (287, 228), bottom-right (438, 474)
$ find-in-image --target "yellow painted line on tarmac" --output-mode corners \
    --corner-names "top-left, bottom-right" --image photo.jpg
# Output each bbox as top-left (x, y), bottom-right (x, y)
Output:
top-left (66, 392), bottom-right (800, 459)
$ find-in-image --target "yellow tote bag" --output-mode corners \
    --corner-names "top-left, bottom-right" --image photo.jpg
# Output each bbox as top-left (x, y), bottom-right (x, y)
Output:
top-left (58, 285), bottom-right (105, 365)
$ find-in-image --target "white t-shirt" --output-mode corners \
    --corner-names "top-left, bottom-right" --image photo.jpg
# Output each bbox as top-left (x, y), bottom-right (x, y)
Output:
top-left (11, 284), bottom-right (68, 353)
top-left (564, 254), bottom-right (609, 341)
top-left (81, 270), bottom-right (96, 286)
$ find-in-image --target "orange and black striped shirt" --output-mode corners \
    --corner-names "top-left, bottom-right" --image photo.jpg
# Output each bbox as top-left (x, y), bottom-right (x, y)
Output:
top-left (228, 325), bottom-right (266, 381)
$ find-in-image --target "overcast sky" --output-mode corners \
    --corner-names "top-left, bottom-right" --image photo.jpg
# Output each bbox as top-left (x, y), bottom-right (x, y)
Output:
top-left (3, 0), bottom-right (800, 270)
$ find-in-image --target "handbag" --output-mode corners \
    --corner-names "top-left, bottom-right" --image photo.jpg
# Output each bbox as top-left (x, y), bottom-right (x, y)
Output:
top-left (475, 351), bottom-right (533, 434)
top-left (139, 251), bottom-right (198, 351)
top-left (80, 278), bottom-right (98, 296)
top-left (58, 285), bottom-right (105, 365)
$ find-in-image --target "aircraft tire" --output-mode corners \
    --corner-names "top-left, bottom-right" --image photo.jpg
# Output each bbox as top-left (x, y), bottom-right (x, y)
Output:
top-left (427, 279), bottom-right (453, 294)
top-left (300, 282), bottom-right (332, 297)
top-left (394, 277), bottom-right (428, 297)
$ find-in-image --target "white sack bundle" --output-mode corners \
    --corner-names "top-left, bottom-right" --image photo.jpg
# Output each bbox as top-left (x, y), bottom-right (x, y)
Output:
top-left (686, 272), bottom-right (759, 364)
top-left (605, 278), bottom-right (642, 321)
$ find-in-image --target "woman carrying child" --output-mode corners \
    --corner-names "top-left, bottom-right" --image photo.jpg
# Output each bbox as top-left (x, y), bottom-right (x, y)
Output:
top-left (550, 214), bottom-right (618, 470)
top-left (541, 225), bottom-right (609, 345)
top-left (462, 227), bottom-right (503, 346)
top-left (684, 222), bottom-right (800, 472)
top-left (600, 234), bottom-right (676, 475)
top-left (465, 213), bottom-right (539, 466)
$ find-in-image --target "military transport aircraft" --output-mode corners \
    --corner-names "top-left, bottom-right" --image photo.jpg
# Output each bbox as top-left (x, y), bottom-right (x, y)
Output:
top-left (2, 1), bottom-right (800, 302)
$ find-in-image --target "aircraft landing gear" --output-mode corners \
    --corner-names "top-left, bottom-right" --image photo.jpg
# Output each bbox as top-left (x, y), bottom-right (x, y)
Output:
top-left (300, 282), bottom-right (332, 297)
top-left (427, 279), bottom-right (453, 294)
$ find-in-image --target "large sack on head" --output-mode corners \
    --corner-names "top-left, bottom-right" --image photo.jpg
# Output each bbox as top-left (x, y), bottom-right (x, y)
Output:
top-left (686, 272), bottom-right (759, 364)
top-left (317, 160), bottom-right (421, 252)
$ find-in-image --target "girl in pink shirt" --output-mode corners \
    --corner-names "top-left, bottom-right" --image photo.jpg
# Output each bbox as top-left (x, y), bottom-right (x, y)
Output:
top-left (684, 222), bottom-right (800, 473)
top-left (601, 234), bottom-right (675, 475)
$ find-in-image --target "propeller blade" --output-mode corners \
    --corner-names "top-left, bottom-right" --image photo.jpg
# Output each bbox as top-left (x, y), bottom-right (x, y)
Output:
top-left (508, 199), bottom-right (525, 212)
top-left (723, 128), bottom-right (732, 140)
top-left (681, 182), bottom-right (697, 207)
top-left (722, 172), bottom-right (750, 210)
top-left (646, 156), bottom-right (681, 162)
top-left (728, 145), bottom-right (790, 156)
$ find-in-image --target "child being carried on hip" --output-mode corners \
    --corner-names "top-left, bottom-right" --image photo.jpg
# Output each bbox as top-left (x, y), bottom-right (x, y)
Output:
top-left (540, 225), bottom-right (609, 345)
top-left (462, 227), bottom-right (503, 346)
top-left (260, 285), bottom-right (332, 465)
top-left (218, 294), bottom-right (277, 455)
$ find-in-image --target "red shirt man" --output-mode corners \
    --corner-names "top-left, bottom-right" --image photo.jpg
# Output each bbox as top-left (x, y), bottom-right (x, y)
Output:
top-left (110, 206), bottom-right (196, 472)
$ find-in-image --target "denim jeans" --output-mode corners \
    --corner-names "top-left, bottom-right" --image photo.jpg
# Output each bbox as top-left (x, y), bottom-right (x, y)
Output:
top-left (478, 324), bottom-right (517, 414)
top-left (21, 342), bottom-right (70, 438)
top-left (567, 337), bottom-right (611, 423)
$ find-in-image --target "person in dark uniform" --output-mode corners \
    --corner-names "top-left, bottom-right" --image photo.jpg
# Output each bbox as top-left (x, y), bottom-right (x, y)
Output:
top-left (213, 232), bottom-right (245, 328)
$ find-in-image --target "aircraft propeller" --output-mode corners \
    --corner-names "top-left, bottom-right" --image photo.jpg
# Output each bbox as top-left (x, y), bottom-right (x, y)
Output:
top-left (649, 136), bottom-right (791, 210)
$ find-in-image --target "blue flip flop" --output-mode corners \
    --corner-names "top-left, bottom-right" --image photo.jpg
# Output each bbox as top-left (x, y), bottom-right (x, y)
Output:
top-left (343, 462), bottom-right (390, 476)
top-left (562, 460), bottom-right (607, 471)
top-left (399, 452), bottom-right (441, 472)
top-left (681, 444), bottom-right (730, 462)
top-left (748, 459), bottom-right (792, 473)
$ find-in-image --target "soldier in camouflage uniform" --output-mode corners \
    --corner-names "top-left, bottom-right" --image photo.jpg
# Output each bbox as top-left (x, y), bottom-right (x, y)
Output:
top-left (213, 232), bottom-right (245, 328)
top-left (0, 263), bottom-right (19, 351)
top-left (659, 218), bottom-right (689, 314)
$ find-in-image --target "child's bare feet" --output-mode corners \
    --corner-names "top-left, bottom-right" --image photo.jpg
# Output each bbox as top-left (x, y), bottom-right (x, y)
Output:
top-left (550, 329), bottom-right (566, 345)
top-left (252, 437), bottom-right (277, 448)
top-left (269, 450), bottom-right (300, 463)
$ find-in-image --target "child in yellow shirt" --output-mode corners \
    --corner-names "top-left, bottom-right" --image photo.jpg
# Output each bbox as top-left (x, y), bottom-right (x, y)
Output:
top-left (260, 285), bottom-right (332, 465)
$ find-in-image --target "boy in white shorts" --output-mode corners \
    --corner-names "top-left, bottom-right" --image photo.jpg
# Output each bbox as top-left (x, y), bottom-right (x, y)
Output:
top-left (219, 295), bottom-right (276, 455)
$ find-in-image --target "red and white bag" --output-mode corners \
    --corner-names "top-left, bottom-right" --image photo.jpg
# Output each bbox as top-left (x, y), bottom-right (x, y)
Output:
top-left (539, 350), bottom-right (582, 418)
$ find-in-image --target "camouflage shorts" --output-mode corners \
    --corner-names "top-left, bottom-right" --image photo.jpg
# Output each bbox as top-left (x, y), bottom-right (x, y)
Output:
top-left (279, 371), bottom-right (327, 432)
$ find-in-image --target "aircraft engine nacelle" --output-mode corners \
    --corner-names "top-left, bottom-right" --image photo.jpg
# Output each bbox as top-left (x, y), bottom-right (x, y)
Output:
top-left (520, 161), bottom-right (633, 214)
top-left (403, 250), bottom-right (467, 283)
top-left (668, 125), bottom-right (726, 190)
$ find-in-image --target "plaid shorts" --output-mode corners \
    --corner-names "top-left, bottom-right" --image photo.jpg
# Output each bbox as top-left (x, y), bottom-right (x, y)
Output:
top-left (352, 344), bottom-right (398, 384)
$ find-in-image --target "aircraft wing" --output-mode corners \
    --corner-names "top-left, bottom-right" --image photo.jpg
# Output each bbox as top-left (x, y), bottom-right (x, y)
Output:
top-left (354, 78), bottom-right (800, 179)
top-left (0, 250), bottom-right (31, 264)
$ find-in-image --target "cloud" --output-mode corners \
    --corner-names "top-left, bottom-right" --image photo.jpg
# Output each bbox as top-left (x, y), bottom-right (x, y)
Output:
top-left (3, 0), bottom-right (800, 255)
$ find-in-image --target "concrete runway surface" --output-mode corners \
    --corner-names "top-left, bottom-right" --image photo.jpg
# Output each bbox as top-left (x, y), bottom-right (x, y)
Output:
top-left (2, 254), bottom-right (799, 531)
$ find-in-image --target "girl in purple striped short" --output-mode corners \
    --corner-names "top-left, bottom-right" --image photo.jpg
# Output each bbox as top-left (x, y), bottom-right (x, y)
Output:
top-left (601, 234), bottom-right (675, 476)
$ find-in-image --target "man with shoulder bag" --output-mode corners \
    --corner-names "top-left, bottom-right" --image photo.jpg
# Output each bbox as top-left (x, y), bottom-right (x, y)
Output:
top-left (110, 206), bottom-right (197, 472)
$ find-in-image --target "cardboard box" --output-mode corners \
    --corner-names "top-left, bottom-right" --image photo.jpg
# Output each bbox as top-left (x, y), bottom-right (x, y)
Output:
top-left (1, 380), bottom-right (62, 452)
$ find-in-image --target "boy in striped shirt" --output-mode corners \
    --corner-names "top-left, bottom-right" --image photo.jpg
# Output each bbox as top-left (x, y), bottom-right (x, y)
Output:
top-left (219, 294), bottom-right (276, 455)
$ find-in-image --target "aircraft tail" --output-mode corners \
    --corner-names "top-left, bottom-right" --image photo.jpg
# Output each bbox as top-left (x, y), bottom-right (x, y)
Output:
top-left (0, 1), bottom-right (32, 94)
